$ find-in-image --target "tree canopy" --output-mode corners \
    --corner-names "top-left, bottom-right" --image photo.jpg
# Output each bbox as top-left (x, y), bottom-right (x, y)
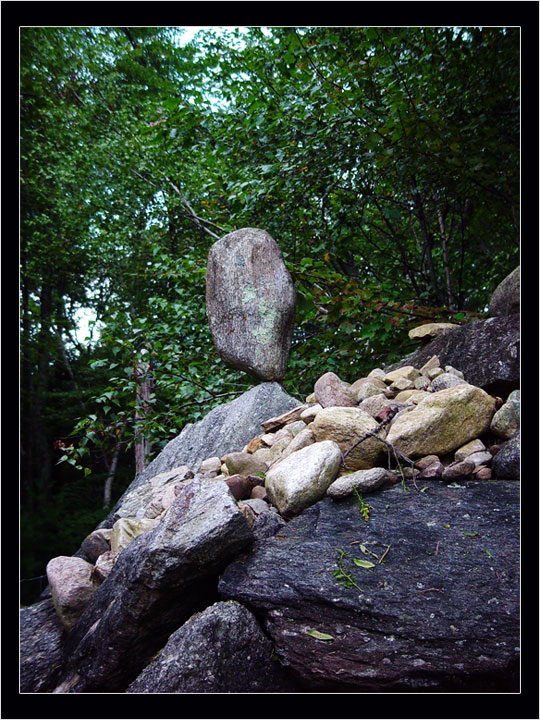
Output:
top-left (20, 25), bottom-right (519, 601)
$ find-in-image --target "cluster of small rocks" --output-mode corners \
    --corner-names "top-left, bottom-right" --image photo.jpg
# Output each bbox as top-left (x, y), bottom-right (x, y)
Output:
top-left (45, 354), bottom-right (519, 634)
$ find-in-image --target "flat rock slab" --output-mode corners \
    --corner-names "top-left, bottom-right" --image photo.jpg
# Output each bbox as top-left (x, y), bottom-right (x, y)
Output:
top-left (206, 228), bottom-right (296, 380)
top-left (219, 481), bottom-right (519, 692)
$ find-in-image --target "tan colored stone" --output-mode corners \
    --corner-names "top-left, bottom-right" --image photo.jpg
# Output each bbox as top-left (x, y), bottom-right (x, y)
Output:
top-left (349, 376), bottom-right (387, 396)
top-left (474, 466), bottom-right (492, 481)
top-left (383, 366), bottom-right (420, 384)
top-left (46, 556), bottom-right (96, 632)
top-left (420, 355), bottom-right (440, 372)
top-left (408, 323), bottom-right (459, 340)
top-left (300, 404), bottom-right (322, 424)
top-left (367, 368), bottom-right (386, 379)
top-left (246, 436), bottom-right (263, 453)
top-left (418, 461), bottom-right (444, 479)
top-left (426, 367), bottom-right (443, 380)
top-left (265, 440), bottom-right (342, 516)
top-left (327, 467), bottom-right (389, 499)
top-left (443, 459), bottom-right (475, 481)
top-left (389, 377), bottom-right (415, 392)
top-left (386, 383), bottom-right (496, 458)
top-left (110, 517), bottom-right (158, 553)
top-left (454, 438), bottom-right (486, 462)
top-left (311, 406), bottom-right (386, 471)
top-left (199, 456), bottom-right (222, 474)
top-left (395, 389), bottom-right (430, 404)
top-left (413, 375), bottom-right (431, 390)
top-left (221, 450), bottom-right (268, 476)
top-left (270, 428), bottom-right (315, 467)
top-left (261, 405), bottom-right (309, 432)
top-left (250, 485), bottom-right (268, 500)
top-left (92, 550), bottom-right (119, 585)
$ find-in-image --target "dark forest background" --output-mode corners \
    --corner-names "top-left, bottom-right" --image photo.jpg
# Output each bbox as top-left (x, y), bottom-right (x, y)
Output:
top-left (20, 25), bottom-right (519, 604)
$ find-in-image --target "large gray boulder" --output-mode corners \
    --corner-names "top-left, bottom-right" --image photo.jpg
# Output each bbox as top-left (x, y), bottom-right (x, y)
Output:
top-left (99, 382), bottom-right (300, 528)
top-left (219, 481), bottom-right (519, 692)
top-left (206, 228), bottom-right (296, 381)
top-left (489, 266), bottom-right (520, 317)
top-left (127, 601), bottom-right (300, 693)
top-left (20, 599), bottom-right (67, 693)
top-left (56, 478), bottom-right (253, 693)
top-left (388, 314), bottom-right (519, 397)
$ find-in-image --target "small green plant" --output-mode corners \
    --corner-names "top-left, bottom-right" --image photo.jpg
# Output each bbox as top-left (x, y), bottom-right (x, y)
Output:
top-left (352, 487), bottom-right (370, 522)
top-left (332, 548), bottom-right (359, 589)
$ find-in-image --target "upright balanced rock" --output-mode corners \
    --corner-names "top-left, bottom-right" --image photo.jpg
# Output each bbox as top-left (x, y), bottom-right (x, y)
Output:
top-left (206, 228), bottom-right (296, 381)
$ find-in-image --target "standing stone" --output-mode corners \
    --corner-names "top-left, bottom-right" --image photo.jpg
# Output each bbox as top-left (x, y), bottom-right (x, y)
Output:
top-left (206, 228), bottom-right (296, 380)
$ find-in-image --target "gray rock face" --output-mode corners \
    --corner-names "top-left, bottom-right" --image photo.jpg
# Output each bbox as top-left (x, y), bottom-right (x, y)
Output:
top-left (127, 601), bottom-right (299, 693)
top-left (489, 266), bottom-right (520, 317)
top-left (492, 432), bottom-right (520, 480)
top-left (219, 482), bottom-right (519, 692)
top-left (20, 599), bottom-right (66, 693)
top-left (58, 479), bottom-right (253, 692)
top-left (100, 382), bottom-right (300, 528)
top-left (387, 314), bottom-right (519, 397)
top-left (206, 228), bottom-right (296, 380)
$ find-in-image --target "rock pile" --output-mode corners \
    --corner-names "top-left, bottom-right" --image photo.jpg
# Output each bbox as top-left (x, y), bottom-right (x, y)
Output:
top-left (20, 264), bottom-right (520, 694)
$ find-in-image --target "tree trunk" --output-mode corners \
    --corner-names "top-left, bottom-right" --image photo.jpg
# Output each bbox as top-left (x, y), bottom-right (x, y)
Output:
top-left (436, 202), bottom-right (456, 309)
top-left (134, 356), bottom-right (154, 476)
top-left (412, 190), bottom-right (442, 305)
top-left (103, 441), bottom-right (121, 509)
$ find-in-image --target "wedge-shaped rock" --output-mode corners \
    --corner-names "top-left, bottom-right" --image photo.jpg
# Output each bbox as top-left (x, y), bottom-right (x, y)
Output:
top-left (490, 389), bottom-right (520, 440)
top-left (56, 479), bottom-right (253, 693)
top-left (265, 440), bottom-right (342, 517)
top-left (46, 556), bottom-right (97, 632)
top-left (386, 383), bottom-right (496, 458)
top-left (311, 407), bottom-right (386, 471)
top-left (489, 266), bottom-right (520, 317)
top-left (206, 228), bottom-right (296, 380)
top-left (127, 601), bottom-right (298, 693)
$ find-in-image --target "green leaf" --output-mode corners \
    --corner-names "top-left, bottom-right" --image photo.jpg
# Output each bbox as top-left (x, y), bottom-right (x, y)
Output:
top-left (305, 630), bottom-right (334, 641)
top-left (352, 558), bottom-right (376, 569)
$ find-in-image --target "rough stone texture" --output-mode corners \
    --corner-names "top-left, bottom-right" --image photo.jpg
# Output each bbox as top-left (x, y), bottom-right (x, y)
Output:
top-left (57, 479), bottom-right (253, 693)
top-left (359, 394), bottom-right (401, 419)
top-left (99, 383), bottom-right (300, 529)
top-left (265, 441), bottom-right (342, 517)
top-left (386, 315), bottom-right (520, 398)
top-left (430, 372), bottom-right (466, 392)
top-left (488, 266), bottom-right (520, 317)
top-left (311, 407), bottom-right (386, 471)
top-left (46, 556), bottom-right (97, 632)
top-left (408, 322), bottom-right (459, 340)
top-left (442, 459), bottom-right (475, 481)
top-left (314, 371), bottom-right (356, 407)
top-left (206, 228), bottom-right (296, 380)
top-left (127, 601), bottom-right (299, 693)
top-left (117, 466), bottom-right (193, 520)
top-left (490, 389), bottom-right (520, 440)
top-left (20, 599), bottom-right (67, 693)
top-left (491, 432), bottom-right (520, 480)
top-left (327, 467), bottom-right (389, 498)
top-left (219, 482), bottom-right (519, 692)
top-left (386, 384), bottom-right (496, 458)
